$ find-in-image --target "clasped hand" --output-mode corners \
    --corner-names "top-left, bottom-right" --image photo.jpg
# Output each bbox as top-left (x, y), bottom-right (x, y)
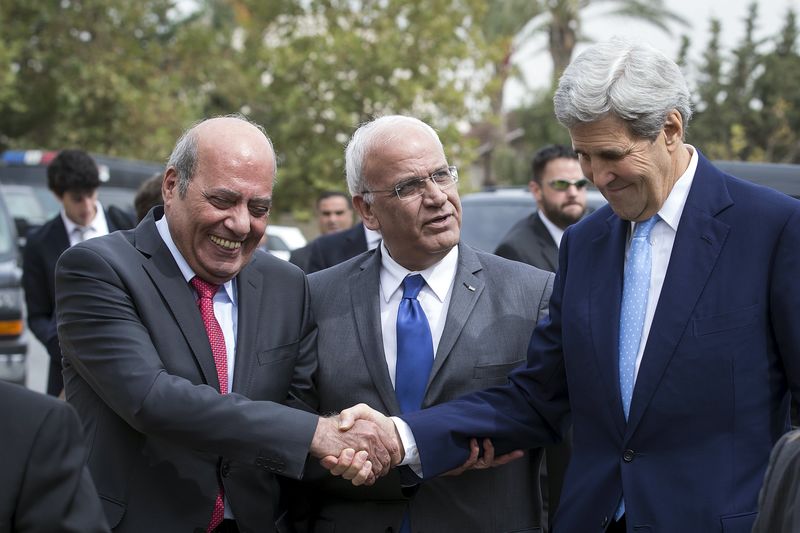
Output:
top-left (310, 404), bottom-right (524, 486)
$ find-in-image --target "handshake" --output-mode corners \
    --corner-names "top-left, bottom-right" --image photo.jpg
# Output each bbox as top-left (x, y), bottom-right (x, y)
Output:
top-left (308, 404), bottom-right (523, 486)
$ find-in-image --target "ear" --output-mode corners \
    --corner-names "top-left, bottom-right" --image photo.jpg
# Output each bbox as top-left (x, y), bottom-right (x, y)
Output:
top-left (529, 180), bottom-right (543, 203)
top-left (662, 109), bottom-right (684, 152)
top-left (353, 195), bottom-right (380, 231)
top-left (162, 168), bottom-right (179, 203)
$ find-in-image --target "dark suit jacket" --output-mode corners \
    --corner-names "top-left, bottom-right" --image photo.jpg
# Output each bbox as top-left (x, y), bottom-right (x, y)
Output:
top-left (0, 381), bottom-right (108, 532)
top-left (402, 153), bottom-right (800, 532)
top-left (55, 207), bottom-right (319, 532)
top-left (494, 212), bottom-right (558, 272)
top-left (23, 207), bottom-right (133, 395)
top-left (288, 244), bottom-right (312, 272)
top-left (299, 244), bottom-right (554, 533)
top-left (752, 430), bottom-right (800, 533)
top-left (306, 223), bottom-right (368, 274)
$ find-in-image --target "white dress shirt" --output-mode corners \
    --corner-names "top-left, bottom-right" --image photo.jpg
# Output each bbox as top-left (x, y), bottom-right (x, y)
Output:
top-left (364, 225), bottom-right (382, 250)
top-left (62, 201), bottom-right (110, 247)
top-left (156, 215), bottom-right (239, 519)
top-left (538, 210), bottom-right (566, 248)
top-left (627, 145), bottom-right (697, 381)
top-left (396, 145), bottom-right (700, 473)
top-left (377, 241), bottom-right (459, 387)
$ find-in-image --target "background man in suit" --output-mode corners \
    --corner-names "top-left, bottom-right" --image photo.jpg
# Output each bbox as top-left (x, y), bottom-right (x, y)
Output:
top-left (305, 219), bottom-right (381, 274)
top-left (55, 116), bottom-right (399, 532)
top-left (493, 143), bottom-right (586, 527)
top-left (22, 149), bottom-right (134, 396)
top-left (495, 144), bottom-right (587, 271)
top-left (297, 115), bottom-right (554, 533)
top-left (0, 380), bottom-right (108, 532)
top-left (334, 39), bottom-right (800, 532)
top-left (289, 191), bottom-right (355, 271)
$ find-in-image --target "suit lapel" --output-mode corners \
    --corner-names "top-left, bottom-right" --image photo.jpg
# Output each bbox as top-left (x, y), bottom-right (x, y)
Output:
top-left (626, 154), bottom-right (732, 435)
top-left (590, 212), bottom-right (629, 437)
top-left (350, 249), bottom-right (401, 414)
top-left (231, 264), bottom-right (263, 395)
top-left (137, 210), bottom-right (221, 391)
top-left (428, 244), bottom-right (484, 390)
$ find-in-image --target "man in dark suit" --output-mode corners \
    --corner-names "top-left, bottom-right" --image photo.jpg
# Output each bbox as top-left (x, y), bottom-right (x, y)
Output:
top-left (22, 149), bottom-right (134, 396)
top-left (55, 116), bottom-right (400, 532)
top-left (296, 115), bottom-right (553, 532)
top-left (494, 143), bottom-right (586, 527)
top-left (0, 380), bottom-right (108, 532)
top-left (305, 220), bottom-right (380, 274)
top-left (333, 40), bottom-right (800, 532)
top-left (494, 144), bottom-right (587, 272)
top-left (289, 191), bottom-right (355, 271)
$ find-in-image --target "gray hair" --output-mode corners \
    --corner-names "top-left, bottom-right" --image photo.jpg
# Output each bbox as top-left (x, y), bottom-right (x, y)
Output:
top-left (166, 113), bottom-right (277, 197)
top-left (345, 115), bottom-right (444, 203)
top-left (554, 39), bottom-right (693, 141)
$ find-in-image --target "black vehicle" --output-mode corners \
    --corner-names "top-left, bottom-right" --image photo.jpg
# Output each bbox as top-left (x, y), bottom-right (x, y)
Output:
top-left (0, 191), bottom-right (27, 384)
top-left (0, 150), bottom-right (163, 244)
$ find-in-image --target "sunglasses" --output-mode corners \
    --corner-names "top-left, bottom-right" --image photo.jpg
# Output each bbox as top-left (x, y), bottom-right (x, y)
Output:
top-left (546, 178), bottom-right (590, 191)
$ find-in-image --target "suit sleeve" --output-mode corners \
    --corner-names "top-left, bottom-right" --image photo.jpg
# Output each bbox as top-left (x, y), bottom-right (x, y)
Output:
top-left (401, 243), bottom-right (569, 477)
top-left (22, 238), bottom-right (60, 358)
top-left (56, 244), bottom-right (319, 478)
top-left (14, 400), bottom-right (109, 533)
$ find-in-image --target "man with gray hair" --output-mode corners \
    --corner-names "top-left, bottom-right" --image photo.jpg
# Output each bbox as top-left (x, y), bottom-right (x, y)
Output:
top-left (55, 115), bottom-right (399, 532)
top-left (331, 40), bottom-right (800, 532)
top-left (293, 115), bottom-right (554, 532)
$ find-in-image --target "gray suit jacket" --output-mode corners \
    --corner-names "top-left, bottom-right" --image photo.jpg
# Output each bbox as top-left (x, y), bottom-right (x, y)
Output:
top-left (56, 207), bottom-right (319, 533)
top-left (494, 213), bottom-right (558, 272)
top-left (300, 244), bottom-right (554, 533)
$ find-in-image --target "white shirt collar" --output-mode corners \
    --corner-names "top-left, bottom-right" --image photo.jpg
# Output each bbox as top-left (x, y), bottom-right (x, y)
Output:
top-left (378, 241), bottom-right (458, 304)
top-left (537, 210), bottom-right (565, 248)
top-left (631, 144), bottom-right (698, 234)
top-left (155, 214), bottom-right (236, 303)
top-left (61, 200), bottom-right (108, 235)
top-left (363, 225), bottom-right (382, 250)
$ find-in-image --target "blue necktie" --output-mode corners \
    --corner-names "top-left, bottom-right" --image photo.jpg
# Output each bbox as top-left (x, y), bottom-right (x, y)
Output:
top-left (616, 215), bottom-right (659, 520)
top-left (396, 274), bottom-right (433, 533)
top-left (395, 274), bottom-right (434, 414)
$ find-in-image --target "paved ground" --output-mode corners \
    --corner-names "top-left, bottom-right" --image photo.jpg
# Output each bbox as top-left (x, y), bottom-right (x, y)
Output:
top-left (25, 336), bottom-right (48, 393)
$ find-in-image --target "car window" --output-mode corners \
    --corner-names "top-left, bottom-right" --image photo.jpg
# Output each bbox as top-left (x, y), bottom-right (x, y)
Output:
top-left (267, 235), bottom-right (289, 252)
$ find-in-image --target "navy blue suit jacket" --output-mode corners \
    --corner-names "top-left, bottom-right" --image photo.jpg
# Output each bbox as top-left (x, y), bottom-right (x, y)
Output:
top-left (402, 153), bottom-right (800, 533)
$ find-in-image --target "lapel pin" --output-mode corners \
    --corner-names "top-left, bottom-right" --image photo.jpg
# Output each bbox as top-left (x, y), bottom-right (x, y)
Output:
top-left (463, 282), bottom-right (476, 292)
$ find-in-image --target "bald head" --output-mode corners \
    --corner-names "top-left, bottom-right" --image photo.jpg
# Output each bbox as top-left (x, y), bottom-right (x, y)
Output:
top-left (167, 115), bottom-right (277, 198)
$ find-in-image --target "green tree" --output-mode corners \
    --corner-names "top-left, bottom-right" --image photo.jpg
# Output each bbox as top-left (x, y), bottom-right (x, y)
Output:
top-left (0, 0), bottom-right (209, 160)
top-left (753, 7), bottom-right (800, 162)
top-left (196, 0), bottom-right (492, 214)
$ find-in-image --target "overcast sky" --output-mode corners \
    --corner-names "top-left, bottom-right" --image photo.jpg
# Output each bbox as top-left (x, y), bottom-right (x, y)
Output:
top-left (504, 0), bottom-right (796, 109)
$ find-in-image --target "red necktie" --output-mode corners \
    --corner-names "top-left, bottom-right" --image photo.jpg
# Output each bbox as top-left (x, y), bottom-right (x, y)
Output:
top-left (191, 276), bottom-right (228, 532)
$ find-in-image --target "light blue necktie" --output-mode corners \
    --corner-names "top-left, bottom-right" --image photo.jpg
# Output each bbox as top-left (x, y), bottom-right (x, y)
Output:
top-left (616, 215), bottom-right (659, 521)
top-left (395, 274), bottom-right (434, 414)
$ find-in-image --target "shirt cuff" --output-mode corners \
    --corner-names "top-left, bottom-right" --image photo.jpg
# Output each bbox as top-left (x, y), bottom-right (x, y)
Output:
top-left (391, 416), bottom-right (423, 477)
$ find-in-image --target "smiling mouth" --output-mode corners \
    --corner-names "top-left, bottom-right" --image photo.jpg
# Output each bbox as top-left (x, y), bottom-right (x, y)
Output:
top-left (210, 235), bottom-right (242, 250)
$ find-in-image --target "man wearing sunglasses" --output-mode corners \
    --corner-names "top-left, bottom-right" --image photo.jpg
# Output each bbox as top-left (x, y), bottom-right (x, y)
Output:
top-left (495, 144), bottom-right (588, 273)
top-left (287, 115), bottom-right (554, 532)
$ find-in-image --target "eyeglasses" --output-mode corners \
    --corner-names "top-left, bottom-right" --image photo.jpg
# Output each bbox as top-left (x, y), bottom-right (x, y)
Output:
top-left (546, 178), bottom-right (590, 191)
top-left (362, 166), bottom-right (459, 200)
